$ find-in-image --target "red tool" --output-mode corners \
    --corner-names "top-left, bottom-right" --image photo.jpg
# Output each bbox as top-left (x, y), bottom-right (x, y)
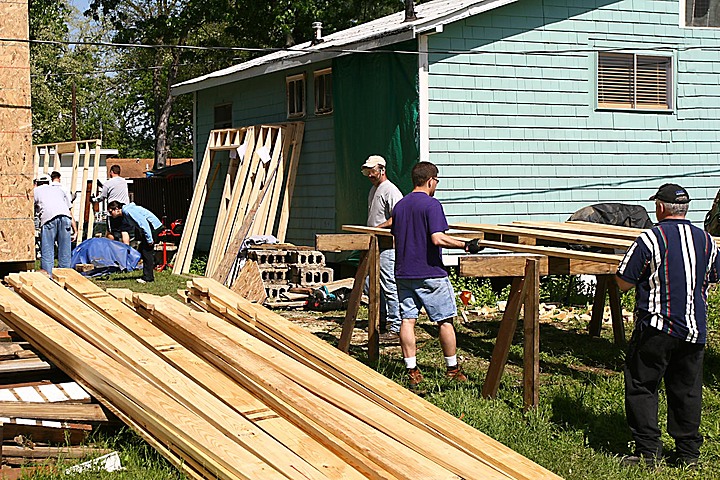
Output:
top-left (155, 218), bottom-right (183, 272)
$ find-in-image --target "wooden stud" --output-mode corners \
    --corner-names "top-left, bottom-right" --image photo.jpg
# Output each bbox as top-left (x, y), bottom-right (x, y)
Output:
top-left (588, 275), bottom-right (609, 337)
top-left (367, 235), bottom-right (380, 364)
top-left (338, 250), bottom-right (370, 353)
top-left (522, 258), bottom-right (540, 410)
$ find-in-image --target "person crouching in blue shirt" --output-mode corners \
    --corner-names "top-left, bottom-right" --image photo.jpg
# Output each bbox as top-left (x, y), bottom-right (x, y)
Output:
top-left (108, 201), bottom-right (162, 283)
top-left (616, 183), bottom-right (720, 469)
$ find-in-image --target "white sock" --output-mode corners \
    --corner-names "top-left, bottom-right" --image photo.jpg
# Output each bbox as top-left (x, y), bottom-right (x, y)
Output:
top-left (445, 355), bottom-right (457, 368)
top-left (404, 357), bottom-right (417, 370)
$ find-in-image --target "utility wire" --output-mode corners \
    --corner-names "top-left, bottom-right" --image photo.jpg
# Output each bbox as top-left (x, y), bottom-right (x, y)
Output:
top-left (3, 36), bottom-right (720, 57)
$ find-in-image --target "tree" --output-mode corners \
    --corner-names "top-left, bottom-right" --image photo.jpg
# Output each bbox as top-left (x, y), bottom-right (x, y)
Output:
top-left (82, 0), bottom-right (420, 168)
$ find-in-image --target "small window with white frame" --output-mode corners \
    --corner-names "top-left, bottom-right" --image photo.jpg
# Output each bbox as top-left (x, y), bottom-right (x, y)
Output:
top-left (314, 68), bottom-right (333, 115)
top-left (597, 52), bottom-right (673, 111)
top-left (685, 0), bottom-right (720, 27)
top-left (286, 73), bottom-right (306, 118)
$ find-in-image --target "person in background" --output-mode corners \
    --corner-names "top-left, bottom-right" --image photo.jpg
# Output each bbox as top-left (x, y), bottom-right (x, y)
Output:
top-left (50, 171), bottom-right (74, 203)
top-left (616, 183), bottom-right (720, 469)
top-left (93, 164), bottom-right (132, 245)
top-left (362, 155), bottom-right (403, 342)
top-left (34, 173), bottom-right (77, 276)
top-left (391, 161), bottom-right (482, 389)
top-left (107, 201), bottom-right (162, 283)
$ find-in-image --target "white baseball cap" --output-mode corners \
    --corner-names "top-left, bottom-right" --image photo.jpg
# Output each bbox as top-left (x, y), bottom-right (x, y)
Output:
top-left (361, 155), bottom-right (386, 169)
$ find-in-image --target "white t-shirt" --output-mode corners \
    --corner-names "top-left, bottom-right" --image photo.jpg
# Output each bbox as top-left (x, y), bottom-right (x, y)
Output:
top-left (367, 180), bottom-right (403, 227)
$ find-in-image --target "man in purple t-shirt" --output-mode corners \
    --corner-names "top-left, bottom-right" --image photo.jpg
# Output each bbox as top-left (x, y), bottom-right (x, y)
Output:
top-left (391, 161), bottom-right (482, 388)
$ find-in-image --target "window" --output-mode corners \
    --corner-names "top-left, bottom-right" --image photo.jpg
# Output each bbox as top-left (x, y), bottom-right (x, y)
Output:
top-left (685, 0), bottom-right (720, 27)
top-left (597, 52), bottom-right (672, 111)
top-left (286, 74), bottom-right (306, 118)
top-left (214, 104), bottom-right (232, 129)
top-left (314, 68), bottom-right (333, 115)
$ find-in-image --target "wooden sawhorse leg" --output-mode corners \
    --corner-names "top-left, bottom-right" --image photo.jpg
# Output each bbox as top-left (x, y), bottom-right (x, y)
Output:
top-left (482, 258), bottom-right (541, 410)
top-left (588, 274), bottom-right (625, 345)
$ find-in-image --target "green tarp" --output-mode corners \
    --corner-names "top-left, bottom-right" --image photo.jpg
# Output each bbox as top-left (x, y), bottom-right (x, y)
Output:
top-left (333, 48), bottom-right (419, 230)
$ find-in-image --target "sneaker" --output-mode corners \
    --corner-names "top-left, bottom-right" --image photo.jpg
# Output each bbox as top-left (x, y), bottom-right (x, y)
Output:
top-left (136, 278), bottom-right (146, 284)
top-left (620, 454), bottom-right (661, 468)
top-left (446, 366), bottom-right (468, 382)
top-left (407, 367), bottom-right (424, 388)
top-left (379, 331), bottom-right (400, 344)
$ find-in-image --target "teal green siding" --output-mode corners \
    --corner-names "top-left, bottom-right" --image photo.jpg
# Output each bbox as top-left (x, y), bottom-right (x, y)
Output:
top-left (428, 0), bottom-right (720, 225)
top-left (194, 63), bottom-right (335, 249)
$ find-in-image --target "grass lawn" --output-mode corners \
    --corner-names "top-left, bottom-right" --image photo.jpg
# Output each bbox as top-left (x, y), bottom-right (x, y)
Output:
top-left (19, 272), bottom-right (720, 479)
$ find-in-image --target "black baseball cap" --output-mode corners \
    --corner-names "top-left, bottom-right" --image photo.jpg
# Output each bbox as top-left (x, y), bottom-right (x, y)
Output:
top-left (649, 183), bottom-right (691, 204)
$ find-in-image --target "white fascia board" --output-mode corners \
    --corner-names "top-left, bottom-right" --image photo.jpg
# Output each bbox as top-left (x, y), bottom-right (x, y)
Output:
top-left (172, 30), bottom-right (416, 96)
top-left (414, 0), bottom-right (520, 35)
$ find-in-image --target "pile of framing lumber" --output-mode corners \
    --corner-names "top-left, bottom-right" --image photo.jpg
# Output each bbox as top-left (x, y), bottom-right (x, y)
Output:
top-left (33, 140), bottom-right (102, 242)
top-left (0, 269), bottom-right (561, 480)
top-left (173, 123), bottom-right (305, 288)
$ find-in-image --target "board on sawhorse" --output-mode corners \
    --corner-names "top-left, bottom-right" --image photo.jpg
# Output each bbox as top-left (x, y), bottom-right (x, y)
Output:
top-left (459, 254), bottom-right (542, 410)
top-left (315, 233), bottom-right (384, 364)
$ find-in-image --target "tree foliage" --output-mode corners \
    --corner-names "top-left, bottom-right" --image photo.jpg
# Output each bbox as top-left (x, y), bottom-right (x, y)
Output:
top-left (30, 1), bottom-right (420, 164)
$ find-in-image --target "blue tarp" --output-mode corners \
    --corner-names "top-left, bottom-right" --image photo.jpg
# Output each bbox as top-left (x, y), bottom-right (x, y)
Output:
top-left (71, 238), bottom-right (141, 276)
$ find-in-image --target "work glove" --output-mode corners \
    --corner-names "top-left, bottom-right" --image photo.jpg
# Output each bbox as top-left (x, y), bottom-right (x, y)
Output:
top-left (464, 238), bottom-right (484, 254)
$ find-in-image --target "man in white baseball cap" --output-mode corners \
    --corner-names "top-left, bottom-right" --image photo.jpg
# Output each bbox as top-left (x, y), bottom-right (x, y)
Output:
top-left (361, 154), bottom-right (403, 342)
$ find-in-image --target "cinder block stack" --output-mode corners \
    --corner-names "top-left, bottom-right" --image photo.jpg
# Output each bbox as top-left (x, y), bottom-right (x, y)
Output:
top-left (248, 246), bottom-right (334, 299)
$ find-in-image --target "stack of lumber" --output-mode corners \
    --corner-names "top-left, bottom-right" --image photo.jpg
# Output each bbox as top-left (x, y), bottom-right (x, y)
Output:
top-left (173, 123), bottom-right (305, 289)
top-left (0, 269), bottom-right (561, 479)
top-left (0, 321), bottom-right (112, 472)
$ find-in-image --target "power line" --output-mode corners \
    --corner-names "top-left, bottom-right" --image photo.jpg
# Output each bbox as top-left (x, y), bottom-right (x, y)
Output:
top-left (3, 36), bottom-right (720, 58)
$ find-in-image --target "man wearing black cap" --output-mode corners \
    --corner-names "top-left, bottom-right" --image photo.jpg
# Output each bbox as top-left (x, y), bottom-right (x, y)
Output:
top-left (616, 183), bottom-right (720, 468)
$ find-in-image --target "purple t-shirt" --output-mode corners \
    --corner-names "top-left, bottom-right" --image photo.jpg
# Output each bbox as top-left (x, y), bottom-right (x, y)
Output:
top-left (391, 191), bottom-right (449, 279)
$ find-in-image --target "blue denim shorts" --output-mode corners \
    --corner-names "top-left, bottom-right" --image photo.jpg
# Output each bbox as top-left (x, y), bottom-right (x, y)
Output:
top-left (397, 277), bottom-right (457, 322)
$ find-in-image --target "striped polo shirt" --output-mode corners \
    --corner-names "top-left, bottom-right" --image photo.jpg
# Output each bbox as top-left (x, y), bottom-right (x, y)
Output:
top-left (617, 219), bottom-right (720, 344)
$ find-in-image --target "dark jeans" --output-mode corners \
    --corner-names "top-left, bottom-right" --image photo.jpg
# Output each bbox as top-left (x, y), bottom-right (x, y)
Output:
top-left (624, 323), bottom-right (704, 459)
top-left (139, 228), bottom-right (161, 282)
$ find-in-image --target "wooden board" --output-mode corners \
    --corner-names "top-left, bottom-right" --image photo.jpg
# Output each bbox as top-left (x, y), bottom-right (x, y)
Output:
top-left (188, 277), bottom-right (562, 480)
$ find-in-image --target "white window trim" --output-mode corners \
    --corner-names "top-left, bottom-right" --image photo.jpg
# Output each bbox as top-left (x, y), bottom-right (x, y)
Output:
top-left (313, 68), bottom-right (333, 115)
top-left (286, 73), bottom-right (306, 119)
top-left (596, 51), bottom-right (674, 112)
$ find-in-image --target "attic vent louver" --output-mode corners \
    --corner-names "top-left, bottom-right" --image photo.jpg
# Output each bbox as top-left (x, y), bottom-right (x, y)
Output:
top-left (311, 22), bottom-right (324, 45)
top-left (404, 0), bottom-right (417, 22)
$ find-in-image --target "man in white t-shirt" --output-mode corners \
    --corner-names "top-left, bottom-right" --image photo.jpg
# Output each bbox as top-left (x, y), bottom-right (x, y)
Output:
top-left (362, 155), bottom-right (403, 339)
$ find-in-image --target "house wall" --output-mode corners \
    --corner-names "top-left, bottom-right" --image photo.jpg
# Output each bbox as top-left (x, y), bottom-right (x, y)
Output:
top-left (427, 0), bottom-right (720, 225)
top-left (194, 62), bottom-right (335, 250)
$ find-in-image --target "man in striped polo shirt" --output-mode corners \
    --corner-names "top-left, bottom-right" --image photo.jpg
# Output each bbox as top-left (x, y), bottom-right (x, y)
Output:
top-left (616, 183), bottom-right (720, 468)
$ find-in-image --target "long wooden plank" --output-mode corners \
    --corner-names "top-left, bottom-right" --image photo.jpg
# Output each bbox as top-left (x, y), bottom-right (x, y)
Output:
top-left (52, 269), bottom-right (369, 480)
top-left (343, 225), bottom-right (623, 265)
top-left (522, 258), bottom-right (540, 410)
top-left (451, 222), bottom-right (632, 250)
top-left (276, 123), bottom-right (305, 242)
top-left (316, 234), bottom-right (372, 252)
top-left (172, 132), bottom-right (216, 274)
top-left (8, 273), bottom-right (329, 480)
top-left (509, 221), bottom-right (643, 240)
top-left (338, 249), bottom-right (370, 352)
top-left (190, 277), bottom-right (562, 480)
top-left (139, 294), bottom-right (502, 480)
top-left (0, 286), bottom-right (283, 480)
top-left (0, 402), bottom-right (108, 422)
top-left (206, 151), bottom-right (242, 275)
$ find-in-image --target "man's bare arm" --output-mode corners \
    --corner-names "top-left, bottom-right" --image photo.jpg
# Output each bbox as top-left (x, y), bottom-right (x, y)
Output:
top-left (615, 275), bottom-right (635, 292)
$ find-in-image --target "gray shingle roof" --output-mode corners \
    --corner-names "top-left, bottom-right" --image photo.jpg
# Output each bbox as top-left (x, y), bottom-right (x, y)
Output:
top-left (172, 0), bottom-right (518, 94)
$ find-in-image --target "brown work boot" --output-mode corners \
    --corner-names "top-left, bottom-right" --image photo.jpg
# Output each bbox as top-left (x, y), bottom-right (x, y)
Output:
top-left (407, 367), bottom-right (424, 388)
top-left (446, 365), bottom-right (468, 382)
